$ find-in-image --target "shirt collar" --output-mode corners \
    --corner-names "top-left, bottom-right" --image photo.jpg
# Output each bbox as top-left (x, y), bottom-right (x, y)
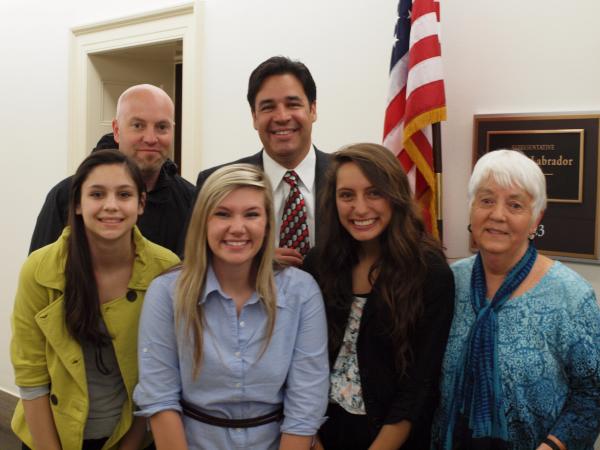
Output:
top-left (200, 265), bottom-right (223, 304)
top-left (262, 145), bottom-right (316, 192)
top-left (200, 264), bottom-right (261, 306)
top-left (198, 264), bottom-right (287, 308)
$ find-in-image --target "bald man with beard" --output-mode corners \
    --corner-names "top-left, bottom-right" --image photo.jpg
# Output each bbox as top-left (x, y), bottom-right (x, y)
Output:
top-left (29, 84), bottom-right (195, 254)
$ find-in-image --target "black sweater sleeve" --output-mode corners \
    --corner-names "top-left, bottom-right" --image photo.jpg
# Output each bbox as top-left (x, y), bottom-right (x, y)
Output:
top-left (384, 252), bottom-right (455, 427)
top-left (29, 177), bottom-right (71, 254)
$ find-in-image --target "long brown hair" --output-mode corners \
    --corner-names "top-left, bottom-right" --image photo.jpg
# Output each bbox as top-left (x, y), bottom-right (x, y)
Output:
top-left (64, 149), bottom-right (145, 346)
top-left (177, 164), bottom-right (277, 379)
top-left (315, 143), bottom-right (443, 374)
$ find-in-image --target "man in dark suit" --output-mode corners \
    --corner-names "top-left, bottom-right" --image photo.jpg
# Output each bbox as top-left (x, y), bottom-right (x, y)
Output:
top-left (195, 56), bottom-right (330, 266)
top-left (29, 84), bottom-right (195, 255)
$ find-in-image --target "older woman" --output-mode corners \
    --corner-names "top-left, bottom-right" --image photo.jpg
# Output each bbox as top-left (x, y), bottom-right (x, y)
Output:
top-left (432, 150), bottom-right (600, 450)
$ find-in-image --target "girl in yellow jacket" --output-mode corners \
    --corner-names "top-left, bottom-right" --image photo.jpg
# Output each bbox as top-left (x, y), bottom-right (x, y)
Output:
top-left (11, 150), bottom-right (179, 450)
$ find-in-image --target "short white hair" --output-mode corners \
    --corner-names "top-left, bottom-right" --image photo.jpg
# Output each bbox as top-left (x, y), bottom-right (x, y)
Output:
top-left (468, 149), bottom-right (547, 219)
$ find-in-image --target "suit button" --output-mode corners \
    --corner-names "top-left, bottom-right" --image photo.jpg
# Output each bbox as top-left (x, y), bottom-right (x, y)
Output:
top-left (126, 291), bottom-right (137, 302)
top-left (50, 394), bottom-right (58, 405)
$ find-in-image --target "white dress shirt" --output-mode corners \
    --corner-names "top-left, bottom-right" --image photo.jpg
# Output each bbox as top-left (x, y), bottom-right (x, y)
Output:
top-left (262, 147), bottom-right (316, 247)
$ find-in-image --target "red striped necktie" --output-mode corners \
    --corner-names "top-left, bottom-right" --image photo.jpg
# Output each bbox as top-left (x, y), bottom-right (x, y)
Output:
top-left (279, 171), bottom-right (310, 255)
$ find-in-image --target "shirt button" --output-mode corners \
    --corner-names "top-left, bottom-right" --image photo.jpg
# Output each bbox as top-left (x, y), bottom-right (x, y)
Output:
top-left (239, 321), bottom-right (245, 327)
top-left (142, 348), bottom-right (148, 353)
top-left (236, 428), bottom-right (242, 432)
top-left (235, 382), bottom-right (241, 388)
top-left (234, 351), bottom-right (240, 357)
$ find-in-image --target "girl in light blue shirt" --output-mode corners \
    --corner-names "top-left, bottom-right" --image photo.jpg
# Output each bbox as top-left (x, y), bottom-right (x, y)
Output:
top-left (134, 164), bottom-right (329, 450)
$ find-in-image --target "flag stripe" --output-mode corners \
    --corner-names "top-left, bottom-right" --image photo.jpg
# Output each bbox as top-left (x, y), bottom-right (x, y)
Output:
top-left (383, 122), bottom-right (405, 157)
top-left (410, 129), bottom-right (434, 168)
top-left (408, 35), bottom-right (441, 70)
top-left (404, 135), bottom-right (435, 188)
top-left (416, 170), bottom-right (428, 197)
top-left (383, 87), bottom-right (407, 137)
top-left (404, 85), bottom-right (446, 138)
top-left (398, 150), bottom-right (415, 173)
top-left (405, 57), bottom-right (444, 99)
top-left (410, 12), bottom-right (439, 45)
top-left (411, 2), bottom-right (438, 22)
top-left (386, 53), bottom-right (409, 103)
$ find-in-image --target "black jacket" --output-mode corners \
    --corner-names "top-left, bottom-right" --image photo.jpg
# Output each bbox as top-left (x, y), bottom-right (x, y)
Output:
top-left (29, 153), bottom-right (195, 255)
top-left (304, 249), bottom-right (454, 449)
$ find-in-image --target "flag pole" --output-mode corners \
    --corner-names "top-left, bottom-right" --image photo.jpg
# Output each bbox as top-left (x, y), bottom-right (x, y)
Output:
top-left (432, 121), bottom-right (443, 244)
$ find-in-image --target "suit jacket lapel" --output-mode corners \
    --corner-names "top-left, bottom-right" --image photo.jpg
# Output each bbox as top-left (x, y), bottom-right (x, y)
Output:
top-left (313, 147), bottom-right (330, 245)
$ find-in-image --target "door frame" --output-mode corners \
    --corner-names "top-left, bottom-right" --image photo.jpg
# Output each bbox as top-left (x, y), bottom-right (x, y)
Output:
top-left (68, 2), bottom-right (197, 172)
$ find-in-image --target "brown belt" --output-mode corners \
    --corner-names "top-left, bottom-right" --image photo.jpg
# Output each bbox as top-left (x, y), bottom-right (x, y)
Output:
top-left (180, 399), bottom-right (284, 428)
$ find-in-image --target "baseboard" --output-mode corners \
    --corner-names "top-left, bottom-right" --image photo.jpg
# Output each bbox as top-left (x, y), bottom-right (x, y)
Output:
top-left (0, 388), bottom-right (17, 432)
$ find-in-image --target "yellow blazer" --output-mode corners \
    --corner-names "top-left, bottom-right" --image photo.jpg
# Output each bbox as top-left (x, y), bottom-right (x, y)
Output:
top-left (11, 226), bottom-right (179, 450)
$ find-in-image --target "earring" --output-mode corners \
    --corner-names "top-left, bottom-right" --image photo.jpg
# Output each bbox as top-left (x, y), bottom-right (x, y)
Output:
top-left (528, 230), bottom-right (536, 240)
top-left (467, 224), bottom-right (472, 233)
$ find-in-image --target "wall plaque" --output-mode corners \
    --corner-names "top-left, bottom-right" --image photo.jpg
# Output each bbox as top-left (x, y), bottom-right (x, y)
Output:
top-left (473, 113), bottom-right (600, 261)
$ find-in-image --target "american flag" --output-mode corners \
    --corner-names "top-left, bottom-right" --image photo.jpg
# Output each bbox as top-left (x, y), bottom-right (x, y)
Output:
top-left (383, 0), bottom-right (446, 237)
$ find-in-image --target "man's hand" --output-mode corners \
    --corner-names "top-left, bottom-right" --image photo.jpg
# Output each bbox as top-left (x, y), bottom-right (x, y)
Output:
top-left (275, 247), bottom-right (304, 267)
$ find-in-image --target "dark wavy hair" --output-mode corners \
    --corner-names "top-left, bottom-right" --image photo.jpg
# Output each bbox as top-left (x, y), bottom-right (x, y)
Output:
top-left (315, 143), bottom-right (443, 374)
top-left (247, 56), bottom-right (316, 111)
top-left (64, 149), bottom-right (145, 347)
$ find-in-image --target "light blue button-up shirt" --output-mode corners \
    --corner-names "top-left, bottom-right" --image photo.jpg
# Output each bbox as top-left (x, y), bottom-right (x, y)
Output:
top-left (134, 265), bottom-right (329, 450)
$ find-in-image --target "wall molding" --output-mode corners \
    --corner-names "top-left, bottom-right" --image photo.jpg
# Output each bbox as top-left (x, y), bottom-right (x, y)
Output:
top-left (72, 3), bottom-right (194, 36)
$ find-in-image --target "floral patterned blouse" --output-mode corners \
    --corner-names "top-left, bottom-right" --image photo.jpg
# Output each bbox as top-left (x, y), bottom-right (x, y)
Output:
top-left (330, 295), bottom-right (367, 415)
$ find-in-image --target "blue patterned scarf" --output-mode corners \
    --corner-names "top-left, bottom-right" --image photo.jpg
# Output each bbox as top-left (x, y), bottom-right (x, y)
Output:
top-left (442, 243), bottom-right (537, 449)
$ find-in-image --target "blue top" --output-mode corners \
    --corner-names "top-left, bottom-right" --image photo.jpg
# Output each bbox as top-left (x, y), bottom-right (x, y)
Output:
top-left (134, 265), bottom-right (329, 450)
top-left (432, 256), bottom-right (600, 450)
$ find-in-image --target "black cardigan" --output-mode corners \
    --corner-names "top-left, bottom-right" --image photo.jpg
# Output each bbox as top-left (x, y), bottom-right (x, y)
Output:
top-left (304, 250), bottom-right (454, 449)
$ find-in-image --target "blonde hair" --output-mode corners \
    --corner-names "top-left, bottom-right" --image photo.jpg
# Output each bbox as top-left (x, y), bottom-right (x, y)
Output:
top-left (176, 164), bottom-right (277, 378)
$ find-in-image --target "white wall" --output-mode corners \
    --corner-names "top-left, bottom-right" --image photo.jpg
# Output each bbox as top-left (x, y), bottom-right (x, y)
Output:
top-left (1, 0), bottom-right (599, 396)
